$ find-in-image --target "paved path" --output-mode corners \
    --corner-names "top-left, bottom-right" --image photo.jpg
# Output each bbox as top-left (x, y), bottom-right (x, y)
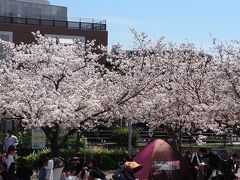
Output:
top-left (31, 169), bottom-right (240, 180)
top-left (31, 170), bottom-right (115, 180)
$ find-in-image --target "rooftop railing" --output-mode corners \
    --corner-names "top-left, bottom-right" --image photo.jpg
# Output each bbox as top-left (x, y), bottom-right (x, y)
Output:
top-left (0, 12), bottom-right (107, 31)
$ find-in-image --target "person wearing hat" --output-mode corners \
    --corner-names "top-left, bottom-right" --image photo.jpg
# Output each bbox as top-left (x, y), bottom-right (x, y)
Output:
top-left (112, 161), bottom-right (142, 180)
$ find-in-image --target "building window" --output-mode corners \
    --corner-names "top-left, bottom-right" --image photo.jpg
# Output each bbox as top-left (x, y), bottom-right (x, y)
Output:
top-left (45, 34), bottom-right (85, 44)
top-left (0, 31), bottom-right (13, 59)
top-left (0, 31), bottom-right (13, 42)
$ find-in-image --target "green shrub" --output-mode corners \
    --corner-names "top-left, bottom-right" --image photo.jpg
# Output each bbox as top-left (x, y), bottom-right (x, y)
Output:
top-left (23, 148), bottom-right (128, 170)
top-left (99, 149), bottom-right (128, 169)
top-left (15, 131), bottom-right (87, 154)
top-left (0, 131), bottom-right (6, 149)
top-left (77, 149), bottom-right (128, 170)
top-left (17, 131), bottom-right (32, 148)
top-left (111, 127), bottom-right (139, 147)
top-left (62, 133), bottom-right (87, 150)
top-left (59, 148), bottom-right (76, 158)
top-left (23, 148), bottom-right (50, 170)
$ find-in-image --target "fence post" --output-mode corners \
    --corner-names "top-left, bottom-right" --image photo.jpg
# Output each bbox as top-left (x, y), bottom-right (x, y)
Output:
top-left (223, 134), bottom-right (226, 148)
top-left (189, 134), bottom-right (192, 149)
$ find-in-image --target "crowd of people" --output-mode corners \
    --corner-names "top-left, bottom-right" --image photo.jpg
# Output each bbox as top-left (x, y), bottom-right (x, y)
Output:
top-left (0, 130), bottom-right (107, 180)
top-left (0, 129), bottom-right (139, 180)
top-left (184, 148), bottom-right (239, 180)
top-left (0, 129), bottom-right (239, 180)
top-left (0, 130), bottom-right (33, 180)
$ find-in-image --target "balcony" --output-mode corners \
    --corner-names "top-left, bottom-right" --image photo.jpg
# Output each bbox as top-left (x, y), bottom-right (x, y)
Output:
top-left (0, 12), bottom-right (107, 31)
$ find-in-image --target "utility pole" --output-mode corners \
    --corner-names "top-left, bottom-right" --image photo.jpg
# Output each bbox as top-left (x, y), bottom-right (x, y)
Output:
top-left (128, 119), bottom-right (132, 159)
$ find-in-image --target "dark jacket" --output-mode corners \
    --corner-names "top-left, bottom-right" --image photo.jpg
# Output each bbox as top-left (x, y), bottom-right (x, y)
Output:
top-left (16, 166), bottom-right (33, 180)
top-left (7, 162), bottom-right (16, 180)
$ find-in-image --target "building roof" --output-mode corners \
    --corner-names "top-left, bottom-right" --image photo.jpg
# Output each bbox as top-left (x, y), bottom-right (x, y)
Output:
top-left (18, 0), bottom-right (50, 5)
top-left (0, 0), bottom-right (106, 31)
top-left (0, 0), bottom-right (67, 20)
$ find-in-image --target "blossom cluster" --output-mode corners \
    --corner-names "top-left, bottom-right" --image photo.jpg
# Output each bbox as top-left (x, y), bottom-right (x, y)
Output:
top-left (0, 31), bottom-right (240, 134)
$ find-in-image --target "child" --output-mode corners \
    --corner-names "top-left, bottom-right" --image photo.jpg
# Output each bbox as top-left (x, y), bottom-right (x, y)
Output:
top-left (61, 168), bottom-right (71, 180)
top-left (78, 167), bottom-right (90, 180)
top-left (6, 145), bottom-right (17, 180)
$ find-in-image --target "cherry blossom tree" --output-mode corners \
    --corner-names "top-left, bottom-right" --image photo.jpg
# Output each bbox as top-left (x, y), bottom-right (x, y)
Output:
top-left (1, 33), bottom-right (111, 155)
top-left (110, 34), bottom-right (238, 149)
top-left (213, 41), bottom-right (240, 130)
top-left (0, 40), bottom-right (15, 117)
top-left (1, 30), bottom-right (240, 155)
top-left (131, 37), bottom-right (240, 147)
top-left (107, 34), bottom-right (222, 150)
top-left (158, 44), bottom-right (220, 148)
top-left (112, 35), bottom-right (220, 132)
top-left (0, 32), bottom-right (169, 156)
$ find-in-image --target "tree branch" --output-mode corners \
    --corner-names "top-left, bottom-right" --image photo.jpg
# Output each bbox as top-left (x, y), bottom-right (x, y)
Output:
top-left (224, 69), bottom-right (240, 99)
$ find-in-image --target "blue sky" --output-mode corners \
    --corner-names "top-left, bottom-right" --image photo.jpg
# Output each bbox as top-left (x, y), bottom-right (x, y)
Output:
top-left (50, 0), bottom-right (240, 49)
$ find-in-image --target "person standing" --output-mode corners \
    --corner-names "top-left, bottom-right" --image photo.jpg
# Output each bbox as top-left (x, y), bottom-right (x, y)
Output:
top-left (16, 159), bottom-right (33, 180)
top-left (226, 154), bottom-right (239, 179)
top-left (45, 154), bottom-right (54, 180)
top-left (6, 145), bottom-right (17, 180)
top-left (191, 148), bottom-right (207, 180)
top-left (3, 130), bottom-right (18, 153)
top-left (38, 156), bottom-right (47, 180)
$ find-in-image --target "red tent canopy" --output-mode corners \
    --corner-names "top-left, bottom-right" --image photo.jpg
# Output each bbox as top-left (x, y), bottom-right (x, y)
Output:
top-left (133, 139), bottom-right (193, 180)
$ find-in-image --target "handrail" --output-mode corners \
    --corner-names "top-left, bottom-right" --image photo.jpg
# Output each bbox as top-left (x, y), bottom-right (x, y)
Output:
top-left (82, 130), bottom-right (240, 147)
top-left (0, 12), bottom-right (107, 31)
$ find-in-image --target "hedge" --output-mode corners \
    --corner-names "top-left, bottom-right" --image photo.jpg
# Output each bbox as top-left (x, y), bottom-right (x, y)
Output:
top-left (22, 148), bottom-right (50, 170)
top-left (23, 148), bottom-right (128, 170)
top-left (77, 149), bottom-right (128, 170)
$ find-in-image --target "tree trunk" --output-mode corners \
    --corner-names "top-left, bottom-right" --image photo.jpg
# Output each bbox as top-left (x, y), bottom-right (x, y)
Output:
top-left (120, 119), bottom-right (123, 129)
top-left (49, 130), bottom-right (60, 157)
top-left (177, 121), bottom-right (183, 153)
top-left (43, 125), bottom-right (77, 157)
top-left (75, 131), bottom-right (80, 152)
top-left (43, 126), bottom-right (61, 157)
top-left (50, 141), bottom-right (60, 157)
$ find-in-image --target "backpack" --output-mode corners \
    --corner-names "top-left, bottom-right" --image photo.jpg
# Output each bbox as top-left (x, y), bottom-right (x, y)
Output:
top-left (112, 166), bottom-right (136, 180)
top-left (112, 168), bottom-right (128, 180)
top-left (90, 168), bottom-right (106, 179)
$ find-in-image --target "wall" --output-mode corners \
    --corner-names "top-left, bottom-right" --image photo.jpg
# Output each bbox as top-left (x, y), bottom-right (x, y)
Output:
top-left (0, 23), bottom-right (108, 46)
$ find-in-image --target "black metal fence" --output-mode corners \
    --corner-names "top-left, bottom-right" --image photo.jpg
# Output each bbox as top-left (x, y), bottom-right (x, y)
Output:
top-left (82, 130), bottom-right (240, 148)
top-left (0, 13), bottom-right (107, 31)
